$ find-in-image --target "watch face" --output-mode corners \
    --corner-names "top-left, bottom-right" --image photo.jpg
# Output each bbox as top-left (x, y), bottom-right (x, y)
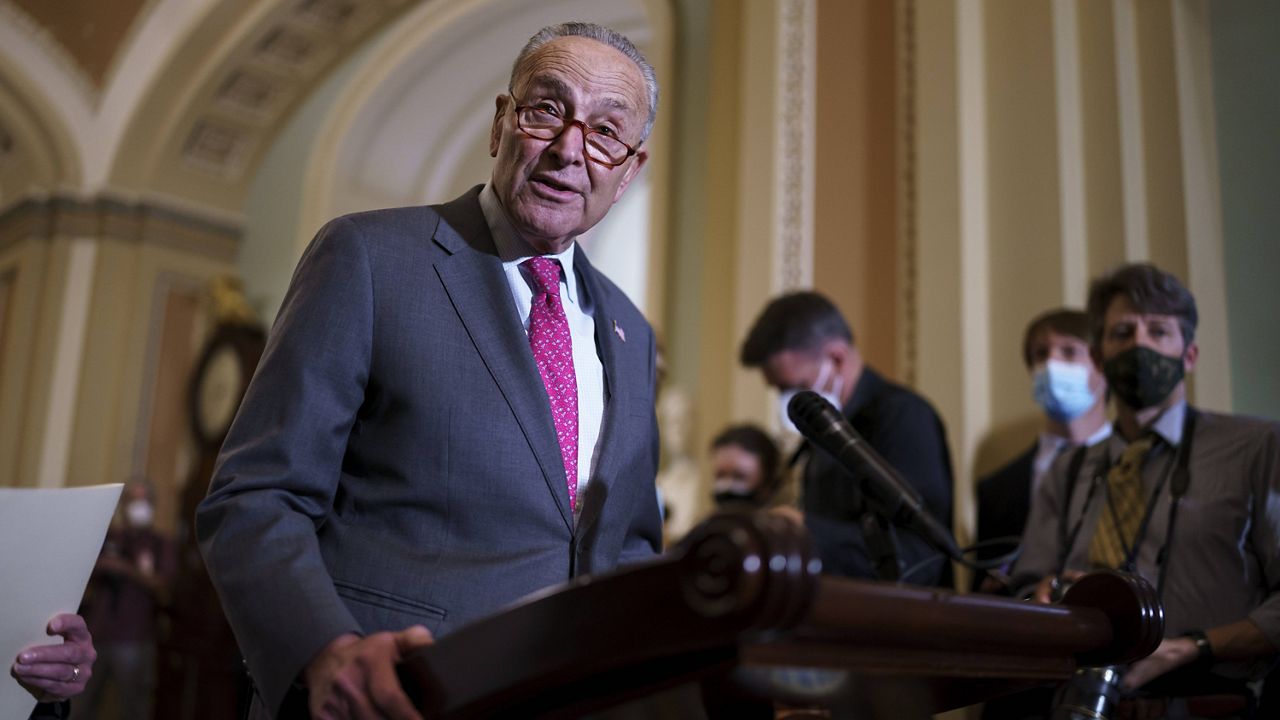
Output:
top-left (197, 345), bottom-right (245, 439)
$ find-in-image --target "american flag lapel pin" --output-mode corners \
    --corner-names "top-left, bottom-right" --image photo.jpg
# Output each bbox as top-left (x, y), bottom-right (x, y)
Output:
top-left (613, 319), bottom-right (626, 342)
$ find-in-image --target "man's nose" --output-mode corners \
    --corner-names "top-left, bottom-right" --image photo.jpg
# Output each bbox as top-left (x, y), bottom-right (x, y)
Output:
top-left (1133, 324), bottom-right (1158, 347)
top-left (548, 121), bottom-right (587, 165)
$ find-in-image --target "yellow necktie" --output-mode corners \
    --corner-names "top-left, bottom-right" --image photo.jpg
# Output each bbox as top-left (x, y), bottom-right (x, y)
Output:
top-left (1088, 435), bottom-right (1157, 569)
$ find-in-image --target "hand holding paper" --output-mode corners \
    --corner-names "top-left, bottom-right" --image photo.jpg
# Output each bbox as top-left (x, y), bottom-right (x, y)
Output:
top-left (11, 613), bottom-right (96, 702)
top-left (0, 483), bottom-right (121, 718)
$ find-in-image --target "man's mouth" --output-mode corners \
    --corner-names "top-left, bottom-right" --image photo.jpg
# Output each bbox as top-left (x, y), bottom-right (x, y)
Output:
top-left (530, 176), bottom-right (581, 199)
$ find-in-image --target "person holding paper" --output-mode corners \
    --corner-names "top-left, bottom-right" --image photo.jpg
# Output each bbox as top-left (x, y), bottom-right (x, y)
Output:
top-left (11, 613), bottom-right (96, 720)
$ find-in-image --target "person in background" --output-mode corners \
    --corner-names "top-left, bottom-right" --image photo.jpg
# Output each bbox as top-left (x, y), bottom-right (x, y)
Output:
top-left (1016, 263), bottom-right (1280, 715)
top-left (80, 479), bottom-right (175, 719)
top-left (739, 291), bottom-right (955, 586)
top-left (12, 613), bottom-right (96, 720)
top-left (710, 423), bottom-right (786, 510)
top-left (974, 309), bottom-right (1110, 596)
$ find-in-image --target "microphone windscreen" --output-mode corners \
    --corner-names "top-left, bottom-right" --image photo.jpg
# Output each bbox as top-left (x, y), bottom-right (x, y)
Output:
top-left (787, 390), bottom-right (836, 436)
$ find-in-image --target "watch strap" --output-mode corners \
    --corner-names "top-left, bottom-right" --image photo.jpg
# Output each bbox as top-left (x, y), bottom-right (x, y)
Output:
top-left (1183, 629), bottom-right (1213, 664)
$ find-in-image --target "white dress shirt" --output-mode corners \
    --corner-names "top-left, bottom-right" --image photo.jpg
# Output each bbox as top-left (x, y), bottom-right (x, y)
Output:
top-left (479, 184), bottom-right (606, 516)
top-left (1032, 422), bottom-right (1112, 495)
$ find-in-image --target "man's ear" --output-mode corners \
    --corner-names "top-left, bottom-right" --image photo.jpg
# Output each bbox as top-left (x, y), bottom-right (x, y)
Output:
top-left (1183, 341), bottom-right (1199, 373)
top-left (490, 95), bottom-right (508, 158)
top-left (611, 148), bottom-right (649, 203)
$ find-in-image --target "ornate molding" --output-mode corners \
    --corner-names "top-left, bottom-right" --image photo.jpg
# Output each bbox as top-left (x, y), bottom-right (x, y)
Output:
top-left (0, 193), bottom-right (241, 261)
top-left (898, 0), bottom-right (919, 386)
top-left (177, 0), bottom-right (413, 181)
top-left (774, 0), bottom-right (815, 293)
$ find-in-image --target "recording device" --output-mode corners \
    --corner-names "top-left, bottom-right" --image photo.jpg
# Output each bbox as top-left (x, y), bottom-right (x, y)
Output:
top-left (787, 391), bottom-right (961, 560)
top-left (1050, 666), bottom-right (1124, 720)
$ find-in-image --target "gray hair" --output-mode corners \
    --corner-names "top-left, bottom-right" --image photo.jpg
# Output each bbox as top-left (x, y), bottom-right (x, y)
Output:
top-left (509, 22), bottom-right (659, 143)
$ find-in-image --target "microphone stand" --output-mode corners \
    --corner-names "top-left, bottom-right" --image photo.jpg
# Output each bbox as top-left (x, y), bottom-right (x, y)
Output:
top-left (859, 503), bottom-right (902, 582)
top-left (789, 390), bottom-right (961, 585)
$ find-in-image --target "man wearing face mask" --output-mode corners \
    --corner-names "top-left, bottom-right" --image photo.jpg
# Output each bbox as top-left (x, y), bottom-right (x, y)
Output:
top-left (80, 479), bottom-right (175, 719)
top-left (1015, 263), bottom-right (1280, 714)
top-left (973, 309), bottom-right (1110, 595)
top-left (740, 291), bottom-right (954, 585)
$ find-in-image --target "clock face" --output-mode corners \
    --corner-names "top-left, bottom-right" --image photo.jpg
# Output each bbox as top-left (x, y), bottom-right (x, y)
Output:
top-left (196, 345), bottom-right (245, 440)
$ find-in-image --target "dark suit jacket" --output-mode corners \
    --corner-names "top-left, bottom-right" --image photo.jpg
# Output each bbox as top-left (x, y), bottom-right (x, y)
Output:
top-left (973, 445), bottom-right (1036, 590)
top-left (196, 187), bottom-right (662, 717)
top-left (28, 701), bottom-right (69, 719)
top-left (801, 367), bottom-right (955, 586)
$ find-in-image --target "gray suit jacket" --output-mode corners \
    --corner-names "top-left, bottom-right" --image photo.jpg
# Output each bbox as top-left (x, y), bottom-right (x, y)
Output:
top-left (196, 187), bottom-right (663, 717)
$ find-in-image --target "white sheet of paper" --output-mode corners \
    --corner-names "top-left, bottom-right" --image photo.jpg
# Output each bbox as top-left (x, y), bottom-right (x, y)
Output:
top-left (0, 483), bottom-right (123, 720)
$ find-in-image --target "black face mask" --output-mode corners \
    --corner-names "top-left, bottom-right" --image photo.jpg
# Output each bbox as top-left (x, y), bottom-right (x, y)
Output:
top-left (713, 489), bottom-right (762, 509)
top-left (1103, 345), bottom-right (1185, 410)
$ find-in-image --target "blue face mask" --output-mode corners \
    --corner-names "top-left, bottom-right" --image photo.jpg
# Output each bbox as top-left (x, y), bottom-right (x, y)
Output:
top-left (1032, 359), bottom-right (1097, 422)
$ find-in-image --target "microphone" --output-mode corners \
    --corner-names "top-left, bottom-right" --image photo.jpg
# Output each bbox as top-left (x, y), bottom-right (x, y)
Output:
top-left (787, 390), bottom-right (961, 560)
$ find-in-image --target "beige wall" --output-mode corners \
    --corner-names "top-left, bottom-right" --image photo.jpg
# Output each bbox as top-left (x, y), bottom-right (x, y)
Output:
top-left (0, 235), bottom-right (65, 487)
top-left (0, 197), bottom-right (237, 534)
top-left (659, 0), bottom-right (1237, 547)
top-left (814, 0), bottom-right (900, 378)
top-left (910, 0), bottom-right (1233, 553)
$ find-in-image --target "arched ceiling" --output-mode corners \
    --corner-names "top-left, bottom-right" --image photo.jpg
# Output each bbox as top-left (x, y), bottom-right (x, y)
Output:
top-left (235, 0), bottom-right (669, 319)
top-left (108, 0), bottom-right (421, 214)
top-left (7, 0), bottom-right (149, 89)
top-left (0, 0), bottom-right (670, 230)
top-left (0, 0), bottom-right (422, 212)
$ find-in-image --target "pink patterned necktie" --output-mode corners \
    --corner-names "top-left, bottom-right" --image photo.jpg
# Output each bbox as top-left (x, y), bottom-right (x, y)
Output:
top-left (523, 257), bottom-right (580, 510)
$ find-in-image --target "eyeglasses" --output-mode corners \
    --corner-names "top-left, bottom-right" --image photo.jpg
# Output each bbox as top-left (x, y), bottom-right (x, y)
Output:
top-left (512, 103), bottom-right (640, 168)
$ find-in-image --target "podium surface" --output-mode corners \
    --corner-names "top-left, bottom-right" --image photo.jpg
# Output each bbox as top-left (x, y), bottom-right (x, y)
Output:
top-left (399, 513), bottom-right (1163, 718)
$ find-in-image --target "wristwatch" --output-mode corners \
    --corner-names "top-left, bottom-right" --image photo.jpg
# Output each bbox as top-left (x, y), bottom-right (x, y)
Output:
top-left (1183, 629), bottom-right (1214, 664)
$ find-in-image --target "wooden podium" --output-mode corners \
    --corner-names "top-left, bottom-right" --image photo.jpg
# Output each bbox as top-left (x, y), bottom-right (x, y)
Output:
top-left (399, 512), bottom-right (1163, 718)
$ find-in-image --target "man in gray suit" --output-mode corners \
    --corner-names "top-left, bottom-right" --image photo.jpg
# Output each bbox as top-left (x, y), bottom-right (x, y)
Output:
top-left (197, 22), bottom-right (662, 720)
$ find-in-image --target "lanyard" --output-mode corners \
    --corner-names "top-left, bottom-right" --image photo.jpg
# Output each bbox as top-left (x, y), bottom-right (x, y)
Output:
top-left (1054, 407), bottom-right (1198, 599)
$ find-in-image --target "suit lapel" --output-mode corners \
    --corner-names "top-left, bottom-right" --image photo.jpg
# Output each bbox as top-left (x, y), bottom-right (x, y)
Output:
top-left (431, 191), bottom-right (573, 530)
top-left (573, 251), bottom-right (628, 537)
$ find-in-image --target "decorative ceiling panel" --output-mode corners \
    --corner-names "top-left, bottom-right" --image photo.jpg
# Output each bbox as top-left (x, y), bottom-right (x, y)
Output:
top-left (9, 0), bottom-right (148, 88)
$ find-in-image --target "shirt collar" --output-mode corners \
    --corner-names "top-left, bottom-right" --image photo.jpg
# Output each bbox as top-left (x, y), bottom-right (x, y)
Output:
top-left (1107, 398), bottom-right (1187, 451)
top-left (842, 366), bottom-right (882, 417)
top-left (1034, 417), bottom-right (1105, 456)
top-left (1147, 398), bottom-right (1187, 446)
top-left (1036, 432), bottom-right (1069, 457)
top-left (1083, 422), bottom-right (1113, 446)
top-left (480, 182), bottom-right (579, 305)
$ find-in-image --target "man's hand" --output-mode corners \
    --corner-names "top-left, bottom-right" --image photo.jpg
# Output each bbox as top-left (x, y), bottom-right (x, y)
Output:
top-left (1121, 636), bottom-right (1199, 690)
top-left (305, 626), bottom-right (434, 720)
top-left (1031, 570), bottom-right (1086, 603)
top-left (11, 613), bottom-right (96, 702)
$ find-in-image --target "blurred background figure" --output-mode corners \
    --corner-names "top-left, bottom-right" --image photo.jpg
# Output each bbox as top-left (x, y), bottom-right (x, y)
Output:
top-left (973, 308), bottom-right (1110, 596)
top-left (79, 479), bottom-right (175, 720)
top-left (710, 423), bottom-right (788, 510)
top-left (740, 291), bottom-right (954, 586)
top-left (973, 309), bottom-right (1111, 720)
